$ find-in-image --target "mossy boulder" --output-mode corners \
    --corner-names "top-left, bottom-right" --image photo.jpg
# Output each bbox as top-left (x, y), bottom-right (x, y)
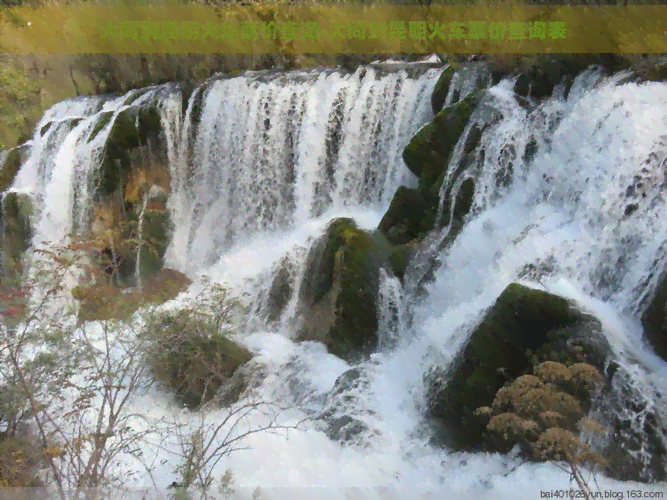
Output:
top-left (439, 175), bottom-right (476, 234)
top-left (403, 91), bottom-right (483, 189)
top-left (431, 61), bottom-right (495, 114)
top-left (72, 281), bottom-right (137, 322)
top-left (297, 218), bottom-right (393, 361)
top-left (425, 283), bottom-right (609, 450)
top-left (145, 309), bottom-right (252, 409)
top-left (141, 268), bottom-right (191, 304)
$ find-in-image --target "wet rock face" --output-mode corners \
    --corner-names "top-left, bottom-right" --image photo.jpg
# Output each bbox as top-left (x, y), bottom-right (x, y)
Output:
top-left (0, 191), bottom-right (33, 277)
top-left (318, 363), bottom-right (381, 446)
top-left (88, 125), bottom-right (173, 288)
top-left (640, 268), bottom-right (667, 361)
top-left (430, 65), bottom-right (458, 114)
top-left (403, 91), bottom-right (483, 190)
top-left (598, 366), bottom-right (667, 483)
top-left (265, 257), bottom-right (294, 323)
top-left (425, 283), bottom-right (610, 450)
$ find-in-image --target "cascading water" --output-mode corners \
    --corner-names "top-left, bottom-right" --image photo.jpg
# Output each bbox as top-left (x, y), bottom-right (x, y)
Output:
top-left (167, 66), bottom-right (441, 272)
top-left (377, 268), bottom-right (405, 352)
top-left (4, 60), bottom-right (667, 498)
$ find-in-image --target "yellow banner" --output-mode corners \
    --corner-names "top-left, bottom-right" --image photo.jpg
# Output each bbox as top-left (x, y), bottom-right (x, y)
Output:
top-left (0, 5), bottom-right (665, 53)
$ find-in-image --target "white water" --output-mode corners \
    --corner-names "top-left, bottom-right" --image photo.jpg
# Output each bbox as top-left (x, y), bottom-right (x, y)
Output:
top-left (4, 62), bottom-right (667, 498)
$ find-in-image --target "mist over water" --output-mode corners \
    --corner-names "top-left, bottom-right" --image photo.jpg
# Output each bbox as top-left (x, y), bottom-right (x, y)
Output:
top-left (6, 61), bottom-right (667, 498)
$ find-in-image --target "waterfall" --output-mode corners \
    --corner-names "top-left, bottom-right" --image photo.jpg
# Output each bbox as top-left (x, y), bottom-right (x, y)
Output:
top-left (168, 66), bottom-right (442, 272)
top-left (3, 60), bottom-right (667, 498)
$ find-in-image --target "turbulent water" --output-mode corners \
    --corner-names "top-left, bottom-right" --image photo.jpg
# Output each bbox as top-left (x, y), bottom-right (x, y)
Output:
top-left (4, 60), bottom-right (667, 498)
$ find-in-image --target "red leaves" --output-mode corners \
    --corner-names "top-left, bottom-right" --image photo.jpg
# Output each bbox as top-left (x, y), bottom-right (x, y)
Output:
top-left (0, 286), bottom-right (28, 318)
top-left (1, 306), bottom-right (23, 317)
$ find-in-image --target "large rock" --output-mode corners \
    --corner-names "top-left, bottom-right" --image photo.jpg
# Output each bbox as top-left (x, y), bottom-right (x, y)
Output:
top-left (388, 241), bottom-right (419, 282)
top-left (431, 62), bottom-right (494, 114)
top-left (425, 282), bottom-right (667, 483)
top-left (403, 91), bottom-right (483, 189)
top-left (425, 283), bottom-right (610, 450)
top-left (297, 218), bottom-right (393, 361)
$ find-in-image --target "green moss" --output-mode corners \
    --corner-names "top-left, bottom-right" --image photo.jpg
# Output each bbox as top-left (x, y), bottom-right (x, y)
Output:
top-left (88, 111), bottom-right (114, 143)
top-left (431, 65), bottom-right (458, 114)
top-left (441, 176), bottom-right (475, 230)
top-left (74, 282), bottom-right (138, 322)
top-left (388, 244), bottom-right (411, 281)
top-left (300, 217), bottom-right (356, 305)
top-left (73, 268), bottom-right (190, 323)
top-left (379, 184), bottom-right (439, 245)
top-left (403, 91), bottom-right (483, 189)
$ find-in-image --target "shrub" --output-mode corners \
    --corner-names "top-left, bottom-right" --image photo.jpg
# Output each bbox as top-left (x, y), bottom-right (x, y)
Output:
top-left (71, 268), bottom-right (190, 322)
top-left (569, 362), bottom-right (605, 398)
top-left (142, 290), bottom-right (252, 409)
top-left (487, 413), bottom-right (540, 450)
top-left (534, 361), bottom-right (572, 387)
top-left (475, 358), bottom-right (607, 490)
top-left (0, 433), bottom-right (44, 487)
